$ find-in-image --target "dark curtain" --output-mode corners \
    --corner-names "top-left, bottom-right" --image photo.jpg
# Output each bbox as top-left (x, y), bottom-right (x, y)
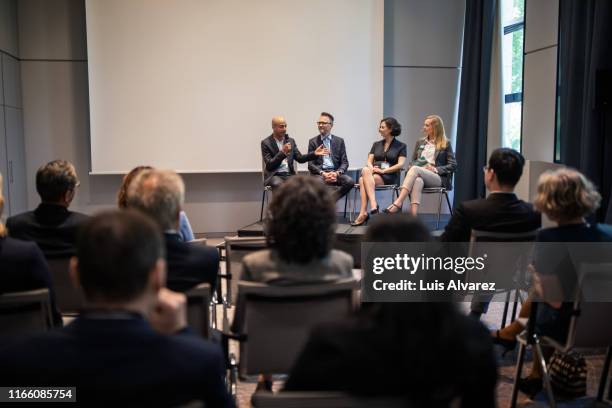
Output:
top-left (453, 0), bottom-right (497, 206)
top-left (558, 0), bottom-right (612, 222)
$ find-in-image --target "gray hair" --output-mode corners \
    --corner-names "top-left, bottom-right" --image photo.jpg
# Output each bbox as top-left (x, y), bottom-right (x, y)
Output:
top-left (126, 169), bottom-right (185, 231)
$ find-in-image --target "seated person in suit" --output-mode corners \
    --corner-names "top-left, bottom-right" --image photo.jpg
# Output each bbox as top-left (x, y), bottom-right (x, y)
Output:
top-left (384, 115), bottom-right (457, 216)
top-left (241, 175), bottom-right (353, 391)
top-left (285, 215), bottom-right (497, 407)
top-left (0, 173), bottom-right (62, 327)
top-left (126, 169), bottom-right (219, 292)
top-left (7, 160), bottom-right (88, 258)
top-left (440, 148), bottom-right (541, 318)
top-left (499, 168), bottom-right (612, 397)
top-left (307, 112), bottom-right (354, 200)
top-left (261, 116), bottom-right (329, 189)
top-left (0, 210), bottom-right (232, 407)
top-left (117, 165), bottom-right (195, 241)
top-left (351, 117), bottom-right (407, 226)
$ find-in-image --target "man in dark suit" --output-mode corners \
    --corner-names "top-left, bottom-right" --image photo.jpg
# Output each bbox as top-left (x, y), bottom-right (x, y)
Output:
top-left (0, 210), bottom-right (233, 407)
top-left (308, 112), bottom-right (353, 200)
top-left (440, 148), bottom-right (541, 317)
top-left (261, 116), bottom-right (329, 189)
top-left (6, 160), bottom-right (88, 258)
top-left (126, 169), bottom-right (219, 293)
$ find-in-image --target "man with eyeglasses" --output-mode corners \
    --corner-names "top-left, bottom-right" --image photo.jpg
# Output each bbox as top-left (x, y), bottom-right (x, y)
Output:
top-left (6, 159), bottom-right (89, 258)
top-left (261, 116), bottom-right (329, 189)
top-left (307, 112), bottom-right (353, 200)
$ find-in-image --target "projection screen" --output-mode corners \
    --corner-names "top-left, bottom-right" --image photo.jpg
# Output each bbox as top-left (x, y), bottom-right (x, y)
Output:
top-left (85, 0), bottom-right (384, 173)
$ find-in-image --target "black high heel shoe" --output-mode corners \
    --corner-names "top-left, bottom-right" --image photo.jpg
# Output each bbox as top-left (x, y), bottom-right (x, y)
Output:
top-left (493, 330), bottom-right (517, 356)
top-left (369, 206), bottom-right (380, 215)
top-left (383, 203), bottom-right (402, 214)
top-left (351, 213), bottom-right (370, 226)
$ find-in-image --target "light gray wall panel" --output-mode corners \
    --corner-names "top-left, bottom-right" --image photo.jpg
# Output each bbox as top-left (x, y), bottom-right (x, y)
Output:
top-left (384, 0), bottom-right (465, 67)
top-left (521, 46), bottom-right (557, 162)
top-left (525, 0), bottom-right (558, 53)
top-left (0, 0), bottom-right (18, 56)
top-left (4, 106), bottom-right (27, 214)
top-left (18, 0), bottom-right (86, 60)
top-left (2, 53), bottom-right (21, 108)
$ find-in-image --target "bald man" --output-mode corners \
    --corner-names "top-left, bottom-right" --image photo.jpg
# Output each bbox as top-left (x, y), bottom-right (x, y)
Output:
top-left (261, 116), bottom-right (328, 189)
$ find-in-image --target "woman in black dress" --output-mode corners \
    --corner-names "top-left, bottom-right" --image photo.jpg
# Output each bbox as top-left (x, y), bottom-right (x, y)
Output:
top-left (351, 117), bottom-right (407, 226)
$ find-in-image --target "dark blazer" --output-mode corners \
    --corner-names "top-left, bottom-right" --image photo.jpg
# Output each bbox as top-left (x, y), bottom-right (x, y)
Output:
top-left (0, 236), bottom-right (62, 326)
top-left (6, 203), bottom-right (89, 258)
top-left (307, 134), bottom-right (349, 175)
top-left (0, 315), bottom-right (233, 407)
top-left (410, 138), bottom-right (457, 190)
top-left (440, 192), bottom-right (541, 242)
top-left (285, 308), bottom-right (497, 407)
top-left (165, 233), bottom-right (219, 292)
top-left (261, 134), bottom-right (316, 183)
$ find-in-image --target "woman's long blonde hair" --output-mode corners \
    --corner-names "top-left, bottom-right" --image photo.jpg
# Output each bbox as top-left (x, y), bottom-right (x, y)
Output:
top-left (0, 173), bottom-right (7, 238)
top-left (425, 114), bottom-right (448, 150)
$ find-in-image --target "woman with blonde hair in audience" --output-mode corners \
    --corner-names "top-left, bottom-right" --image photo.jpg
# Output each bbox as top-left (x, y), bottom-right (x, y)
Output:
top-left (285, 214), bottom-right (497, 407)
top-left (0, 173), bottom-right (62, 327)
top-left (494, 167), bottom-right (612, 397)
top-left (384, 114), bottom-right (456, 216)
top-left (117, 165), bottom-right (195, 241)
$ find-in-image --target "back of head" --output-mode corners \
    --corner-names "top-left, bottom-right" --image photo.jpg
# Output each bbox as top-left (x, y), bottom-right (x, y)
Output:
top-left (534, 167), bottom-right (601, 221)
top-left (126, 169), bottom-right (185, 231)
top-left (36, 160), bottom-right (79, 203)
top-left (0, 172), bottom-right (6, 237)
top-left (266, 176), bottom-right (336, 263)
top-left (365, 213), bottom-right (431, 242)
top-left (487, 148), bottom-right (525, 187)
top-left (76, 210), bottom-right (164, 303)
top-left (117, 165), bottom-right (153, 208)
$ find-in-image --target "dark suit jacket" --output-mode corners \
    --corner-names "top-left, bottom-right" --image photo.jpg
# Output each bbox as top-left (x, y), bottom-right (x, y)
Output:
top-left (440, 192), bottom-right (541, 242)
top-left (0, 236), bottom-right (62, 326)
top-left (307, 134), bottom-right (349, 175)
top-left (165, 233), bottom-right (219, 292)
top-left (6, 203), bottom-right (89, 258)
top-left (410, 138), bottom-right (457, 190)
top-left (261, 134), bottom-right (316, 183)
top-left (0, 315), bottom-right (233, 407)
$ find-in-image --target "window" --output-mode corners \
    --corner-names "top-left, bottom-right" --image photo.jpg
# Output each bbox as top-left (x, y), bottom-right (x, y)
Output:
top-left (501, 0), bottom-right (525, 151)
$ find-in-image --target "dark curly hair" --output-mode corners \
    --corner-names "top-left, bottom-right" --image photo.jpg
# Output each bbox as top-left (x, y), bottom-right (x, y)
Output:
top-left (381, 117), bottom-right (402, 137)
top-left (266, 176), bottom-right (336, 263)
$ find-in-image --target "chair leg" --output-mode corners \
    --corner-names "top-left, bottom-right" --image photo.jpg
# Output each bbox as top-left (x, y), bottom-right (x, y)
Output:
top-left (436, 191), bottom-right (443, 229)
top-left (511, 342), bottom-right (527, 408)
top-left (260, 190), bottom-right (266, 221)
top-left (597, 346), bottom-right (612, 401)
top-left (343, 194), bottom-right (348, 219)
top-left (511, 288), bottom-right (520, 322)
top-left (501, 291), bottom-right (511, 329)
top-left (535, 340), bottom-right (556, 408)
top-left (445, 191), bottom-right (453, 216)
top-left (351, 186), bottom-right (358, 222)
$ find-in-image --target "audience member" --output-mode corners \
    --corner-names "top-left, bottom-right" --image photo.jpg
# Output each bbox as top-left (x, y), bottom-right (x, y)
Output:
top-left (307, 112), bottom-right (353, 200)
top-left (499, 168), bottom-right (612, 397)
top-left (284, 215), bottom-right (497, 407)
top-left (0, 210), bottom-right (232, 407)
top-left (384, 115), bottom-right (456, 216)
top-left (118, 165), bottom-right (195, 241)
top-left (240, 175), bottom-right (353, 392)
top-left (126, 169), bottom-right (219, 292)
top-left (6, 160), bottom-right (88, 258)
top-left (439, 148), bottom-right (541, 319)
top-left (0, 173), bottom-right (62, 326)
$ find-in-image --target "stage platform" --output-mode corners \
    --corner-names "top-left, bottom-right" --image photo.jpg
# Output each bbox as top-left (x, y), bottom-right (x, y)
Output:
top-left (237, 214), bottom-right (451, 267)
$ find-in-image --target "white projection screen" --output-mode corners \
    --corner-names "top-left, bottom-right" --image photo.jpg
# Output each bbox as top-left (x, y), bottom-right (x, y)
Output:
top-left (85, 0), bottom-right (384, 174)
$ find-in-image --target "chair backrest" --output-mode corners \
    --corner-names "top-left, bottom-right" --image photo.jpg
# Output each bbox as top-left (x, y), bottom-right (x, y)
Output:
top-left (185, 283), bottom-right (211, 339)
top-left (251, 392), bottom-right (412, 408)
top-left (0, 288), bottom-right (54, 337)
top-left (564, 263), bottom-right (612, 349)
top-left (225, 236), bottom-right (268, 304)
top-left (469, 229), bottom-right (538, 243)
top-left (46, 257), bottom-right (84, 314)
top-left (235, 278), bottom-right (359, 376)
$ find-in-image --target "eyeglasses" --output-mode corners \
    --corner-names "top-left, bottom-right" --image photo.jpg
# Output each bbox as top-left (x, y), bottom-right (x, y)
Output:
top-left (317, 122), bottom-right (332, 126)
top-left (482, 166), bottom-right (489, 172)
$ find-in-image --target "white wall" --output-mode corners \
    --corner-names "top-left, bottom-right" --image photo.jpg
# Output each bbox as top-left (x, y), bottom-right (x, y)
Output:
top-left (16, 0), bottom-right (466, 233)
top-left (521, 0), bottom-right (559, 162)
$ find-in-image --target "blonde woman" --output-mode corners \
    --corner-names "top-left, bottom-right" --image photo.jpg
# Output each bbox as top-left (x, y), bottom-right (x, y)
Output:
top-left (384, 115), bottom-right (457, 216)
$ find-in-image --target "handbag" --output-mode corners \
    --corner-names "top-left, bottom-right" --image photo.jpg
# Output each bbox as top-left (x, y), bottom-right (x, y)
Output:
top-left (548, 350), bottom-right (587, 399)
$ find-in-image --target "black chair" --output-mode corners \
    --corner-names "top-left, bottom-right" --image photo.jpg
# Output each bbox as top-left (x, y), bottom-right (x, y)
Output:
top-left (185, 283), bottom-right (212, 338)
top-left (422, 186), bottom-right (453, 229)
top-left (349, 169), bottom-right (404, 222)
top-left (46, 257), bottom-right (84, 315)
top-left (0, 288), bottom-right (56, 337)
